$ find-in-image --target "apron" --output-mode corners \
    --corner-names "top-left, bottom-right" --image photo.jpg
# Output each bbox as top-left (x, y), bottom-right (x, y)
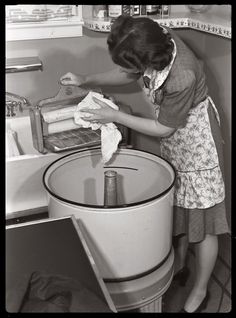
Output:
top-left (142, 39), bottom-right (225, 209)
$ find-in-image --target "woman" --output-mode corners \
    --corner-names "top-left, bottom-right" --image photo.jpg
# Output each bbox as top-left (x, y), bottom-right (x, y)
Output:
top-left (60, 15), bottom-right (230, 312)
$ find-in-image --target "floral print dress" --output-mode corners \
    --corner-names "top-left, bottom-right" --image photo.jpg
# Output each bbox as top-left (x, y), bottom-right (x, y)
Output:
top-left (142, 38), bottom-right (225, 211)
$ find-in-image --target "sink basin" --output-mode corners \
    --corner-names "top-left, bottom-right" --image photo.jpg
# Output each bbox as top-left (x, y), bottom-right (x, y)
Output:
top-left (6, 116), bottom-right (39, 156)
top-left (6, 116), bottom-right (62, 216)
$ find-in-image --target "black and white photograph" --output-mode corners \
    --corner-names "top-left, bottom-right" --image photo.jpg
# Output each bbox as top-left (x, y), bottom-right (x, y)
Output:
top-left (5, 4), bottom-right (231, 313)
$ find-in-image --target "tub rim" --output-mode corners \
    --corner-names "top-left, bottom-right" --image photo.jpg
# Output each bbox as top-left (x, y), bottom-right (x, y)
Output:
top-left (43, 147), bottom-right (176, 210)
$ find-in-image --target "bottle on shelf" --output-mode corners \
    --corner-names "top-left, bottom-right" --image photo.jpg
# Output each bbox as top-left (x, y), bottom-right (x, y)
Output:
top-left (92, 5), bottom-right (108, 19)
top-left (108, 5), bottom-right (131, 18)
top-left (131, 5), bottom-right (140, 16)
top-left (140, 5), bottom-right (147, 16)
top-left (131, 5), bottom-right (147, 16)
top-left (146, 5), bottom-right (160, 15)
top-left (160, 5), bottom-right (170, 18)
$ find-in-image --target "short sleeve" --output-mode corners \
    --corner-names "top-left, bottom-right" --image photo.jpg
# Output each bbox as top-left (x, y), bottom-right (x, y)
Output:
top-left (157, 70), bottom-right (196, 128)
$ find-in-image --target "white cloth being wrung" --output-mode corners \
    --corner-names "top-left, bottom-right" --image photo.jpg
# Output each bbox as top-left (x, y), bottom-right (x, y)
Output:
top-left (74, 91), bottom-right (122, 163)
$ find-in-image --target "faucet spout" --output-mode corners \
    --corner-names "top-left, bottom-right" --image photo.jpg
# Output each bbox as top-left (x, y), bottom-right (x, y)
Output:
top-left (6, 92), bottom-right (31, 117)
top-left (6, 92), bottom-right (31, 106)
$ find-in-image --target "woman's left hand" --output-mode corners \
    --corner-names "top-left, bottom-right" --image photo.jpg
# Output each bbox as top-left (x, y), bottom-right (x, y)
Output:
top-left (80, 97), bottom-right (118, 124)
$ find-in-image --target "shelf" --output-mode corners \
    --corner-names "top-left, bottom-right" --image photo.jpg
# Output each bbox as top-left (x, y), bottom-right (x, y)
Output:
top-left (6, 18), bottom-right (84, 41)
top-left (83, 12), bottom-right (231, 39)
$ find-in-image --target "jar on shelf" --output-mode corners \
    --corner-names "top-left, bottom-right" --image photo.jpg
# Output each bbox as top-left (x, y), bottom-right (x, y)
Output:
top-left (108, 5), bottom-right (131, 18)
top-left (92, 5), bottom-right (108, 19)
top-left (160, 5), bottom-right (170, 17)
top-left (140, 5), bottom-right (147, 15)
top-left (130, 5), bottom-right (147, 16)
top-left (131, 5), bottom-right (140, 16)
top-left (187, 5), bottom-right (211, 13)
top-left (146, 5), bottom-right (160, 15)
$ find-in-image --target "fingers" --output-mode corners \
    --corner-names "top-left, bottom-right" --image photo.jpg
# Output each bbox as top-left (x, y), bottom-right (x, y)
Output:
top-left (108, 96), bottom-right (116, 103)
top-left (60, 72), bottom-right (74, 86)
top-left (60, 72), bottom-right (70, 81)
top-left (60, 78), bottom-right (73, 86)
top-left (103, 94), bottom-right (116, 103)
top-left (60, 79), bottom-right (70, 86)
top-left (79, 112), bottom-right (93, 121)
top-left (60, 79), bottom-right (71, 86)
top-left (93, 96), bottom-right (118, 110)
top-left (81, 117), bottom-right (94, 122)
top-left (80, 108), bottom-right (99, 115)
top-left (79, 109), bottom-right (99, 122)
top-left (92, 97), bottom-right (107, 107)
top-left (80, 114), bottom-right (99, 123)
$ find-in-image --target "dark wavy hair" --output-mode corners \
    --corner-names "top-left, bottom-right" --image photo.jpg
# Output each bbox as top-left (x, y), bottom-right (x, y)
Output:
top-left (107, 15), bottom-right (174, 73)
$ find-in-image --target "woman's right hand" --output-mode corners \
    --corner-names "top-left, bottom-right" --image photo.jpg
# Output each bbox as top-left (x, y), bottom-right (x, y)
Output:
top-left (60, 72), bottom-right (86, 87)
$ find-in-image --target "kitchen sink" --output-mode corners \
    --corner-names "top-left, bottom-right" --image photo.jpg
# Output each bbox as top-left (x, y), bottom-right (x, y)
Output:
top-left (6, 116), bottom-right (62, 216)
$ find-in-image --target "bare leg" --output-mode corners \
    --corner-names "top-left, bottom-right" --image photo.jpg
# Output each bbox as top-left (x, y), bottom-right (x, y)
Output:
top-left (174, 234), bottom-right (189, 274)
top-left (184, 234), bottom-right (218, 312)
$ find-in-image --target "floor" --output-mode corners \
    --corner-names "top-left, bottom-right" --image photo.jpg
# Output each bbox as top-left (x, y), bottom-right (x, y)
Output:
top-left (162, 248), bottom-right (231, 313)
top-left (127, 243), bottom-right (231, 313)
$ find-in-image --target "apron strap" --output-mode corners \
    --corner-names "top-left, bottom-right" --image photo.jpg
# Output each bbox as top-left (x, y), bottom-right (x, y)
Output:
top-left (207, 96), bottom-right (221, 126)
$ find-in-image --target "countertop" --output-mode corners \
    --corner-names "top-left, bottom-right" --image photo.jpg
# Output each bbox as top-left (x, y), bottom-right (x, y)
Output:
top-left (83, 11), bottom-right (231, 39)
top-left (6, 205), bottom-right (48, 221)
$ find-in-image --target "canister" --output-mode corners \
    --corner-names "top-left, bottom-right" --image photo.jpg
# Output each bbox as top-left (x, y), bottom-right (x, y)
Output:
top-left (108, 5), bottom-right (130, 18)
top-left (92, 5), bottom-right (108, 19)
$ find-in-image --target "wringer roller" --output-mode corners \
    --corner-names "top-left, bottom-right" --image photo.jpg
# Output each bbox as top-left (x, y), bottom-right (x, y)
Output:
top-left (29, 85), bottom-right (131, 154)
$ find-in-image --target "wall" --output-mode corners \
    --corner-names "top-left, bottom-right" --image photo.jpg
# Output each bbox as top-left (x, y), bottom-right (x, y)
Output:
top-left (6, 23), bottom-right (231, 226)
top-left (6, 27), bottom-right (161, 154)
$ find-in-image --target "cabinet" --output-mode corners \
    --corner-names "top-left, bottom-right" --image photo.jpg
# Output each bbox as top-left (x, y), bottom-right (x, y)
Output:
top-left (6, 5), bottom-right (83, 41)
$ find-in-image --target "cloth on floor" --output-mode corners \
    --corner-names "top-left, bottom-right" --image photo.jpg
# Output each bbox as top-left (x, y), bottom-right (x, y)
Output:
top-left (6, 271), bottom-right (112, 313)
top-left (74, 91), bottom-right (122, 163)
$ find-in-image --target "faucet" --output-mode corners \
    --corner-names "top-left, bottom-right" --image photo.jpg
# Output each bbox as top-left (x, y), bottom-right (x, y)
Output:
top-left (6, 92), bottom-right (31, 117)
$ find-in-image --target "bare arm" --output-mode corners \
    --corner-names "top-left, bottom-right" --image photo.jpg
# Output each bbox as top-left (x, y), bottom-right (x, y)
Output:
top-left (60, 68), bottom-right (140, 88)
top-left (115, 111), bottom-right (175, 137)
top-left (84, 68), bottom-right (141, 88)
top-left (81, 96), bottom-right (175, 138)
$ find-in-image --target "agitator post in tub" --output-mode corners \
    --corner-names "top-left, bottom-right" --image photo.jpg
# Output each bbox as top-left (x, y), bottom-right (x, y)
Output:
top-left (43, 147), bottom-right (176, 312)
